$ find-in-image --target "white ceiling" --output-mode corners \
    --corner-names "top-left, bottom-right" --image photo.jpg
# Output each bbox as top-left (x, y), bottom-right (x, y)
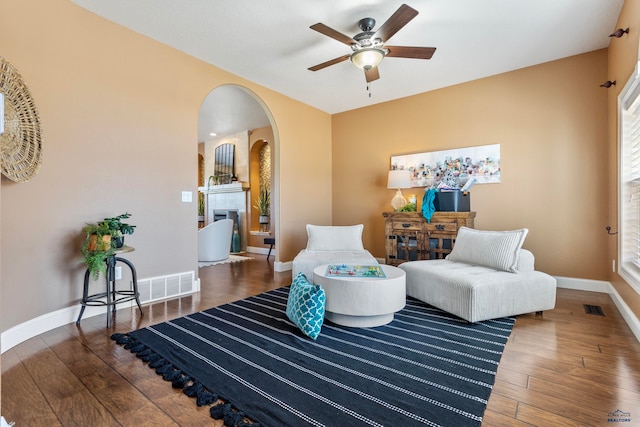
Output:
top-left (71, 0), bottom-right (624, 134)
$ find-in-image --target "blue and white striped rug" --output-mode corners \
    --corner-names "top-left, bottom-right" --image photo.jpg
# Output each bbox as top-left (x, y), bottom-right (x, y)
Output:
top-left (113, 287), bottom-right (514, 427)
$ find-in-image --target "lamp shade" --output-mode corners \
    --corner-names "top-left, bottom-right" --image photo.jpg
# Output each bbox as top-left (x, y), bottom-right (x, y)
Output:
top-left (387, 169), bottom-right (411, 189)
top-left (350, 48), bottom-right (385, 70)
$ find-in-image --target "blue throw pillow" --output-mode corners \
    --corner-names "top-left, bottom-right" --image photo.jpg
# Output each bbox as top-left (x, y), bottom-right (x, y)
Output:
top-left (286, 272), bottom-right (326, 340)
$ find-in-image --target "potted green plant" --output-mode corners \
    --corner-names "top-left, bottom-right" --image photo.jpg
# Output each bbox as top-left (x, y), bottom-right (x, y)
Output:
top-left (254, 186), bottom-right (270, 230)
top-left (102, 212), bottom-right (136, 248)
top-left (81, 222), bottom-right (114, 281)
top-left (198, 193), bottom-right (205, 224)
top-left (80, 213), bottom-right (136, 280)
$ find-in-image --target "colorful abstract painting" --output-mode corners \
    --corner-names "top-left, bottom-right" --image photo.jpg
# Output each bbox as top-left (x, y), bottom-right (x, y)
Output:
top-left (391, 144), bottom-right (500, 188)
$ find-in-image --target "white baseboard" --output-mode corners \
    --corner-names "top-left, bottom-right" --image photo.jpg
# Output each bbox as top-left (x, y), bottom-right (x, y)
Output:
top-left (2, 303), bottom-right (103, 353)
top-left (247, 246), bottom-right (271, 256)
top-left (555, 275), bottom-right (640, 342)
top-left (608, 283), bottom-right (640, 342)
top-left (1, 272), bottom-right (199, 354)
top-left (554, 276), bottom-right (610, 293)
top-left (275, 261), bottom-right (292, 272)
top-left (247, 246), bottom-right (287, 271)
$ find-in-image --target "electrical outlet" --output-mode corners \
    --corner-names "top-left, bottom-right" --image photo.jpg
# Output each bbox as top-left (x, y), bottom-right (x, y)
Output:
top-left (115, 266), bottom-right (122, 280)
top-left (181, 191), bottom-right (192, 202)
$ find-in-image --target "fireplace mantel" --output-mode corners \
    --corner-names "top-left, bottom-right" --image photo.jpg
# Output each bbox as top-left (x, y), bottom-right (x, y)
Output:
top-left (198, 182), bottom-right (249, 194)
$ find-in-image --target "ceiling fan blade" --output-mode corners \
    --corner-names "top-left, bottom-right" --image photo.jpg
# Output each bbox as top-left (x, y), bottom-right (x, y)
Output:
top-left (308, 54), bottom-right (351, 71)
top-left (310, 23), bottom-right (356, 45)
top-left (365, 67), bottom-right (380, 83)
top-left (385, 46), bottom-right (436, 59)
top-left (374, 4), bottom-right (419, 43)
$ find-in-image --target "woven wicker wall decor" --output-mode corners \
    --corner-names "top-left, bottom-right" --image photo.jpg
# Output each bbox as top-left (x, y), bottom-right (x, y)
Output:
top-left (0, 57), bottom-right (43, 182)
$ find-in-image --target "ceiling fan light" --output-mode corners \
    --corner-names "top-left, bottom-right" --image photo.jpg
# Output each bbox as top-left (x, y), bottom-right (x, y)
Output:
top-left (350, 48), bottom-right (385, 70)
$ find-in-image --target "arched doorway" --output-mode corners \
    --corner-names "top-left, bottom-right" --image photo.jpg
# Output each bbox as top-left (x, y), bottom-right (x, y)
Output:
top-left (197, 85), bottom-right (279, 260)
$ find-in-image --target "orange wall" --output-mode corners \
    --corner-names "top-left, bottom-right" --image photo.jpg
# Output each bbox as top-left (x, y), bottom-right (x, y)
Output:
top-left (0, 0), bottom-right (332, 331)
top-left (333, 50), bottom-right (609, 280)
top-left (607, 1), bottom-right (640, 319)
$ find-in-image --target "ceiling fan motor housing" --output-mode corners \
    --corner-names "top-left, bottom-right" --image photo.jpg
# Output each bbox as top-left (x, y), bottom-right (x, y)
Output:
top-left (358, 17), bottom-right (376, 32)
top-left (353, 17), bottom-right (381, 49)
top-left (352, 32), bottom-right (382, 50)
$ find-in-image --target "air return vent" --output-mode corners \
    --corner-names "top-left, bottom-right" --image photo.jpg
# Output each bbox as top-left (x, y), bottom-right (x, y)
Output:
top-left (137, 271), bottom-right (198, 304)
top-left (583, 304), bottom-right (605, 316)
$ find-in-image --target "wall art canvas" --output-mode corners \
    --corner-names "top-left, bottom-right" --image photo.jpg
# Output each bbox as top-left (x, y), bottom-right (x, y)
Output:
top-left (391, 143), bottom-right (500, 188)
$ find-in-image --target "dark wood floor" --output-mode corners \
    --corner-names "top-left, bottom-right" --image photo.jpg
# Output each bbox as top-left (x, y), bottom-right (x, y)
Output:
top-left (2, 258), bottom-right (640, 426)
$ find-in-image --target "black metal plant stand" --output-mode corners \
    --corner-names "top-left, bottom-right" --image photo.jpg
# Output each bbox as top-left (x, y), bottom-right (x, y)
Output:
top-left (76, 246), bottom-right (144, 328)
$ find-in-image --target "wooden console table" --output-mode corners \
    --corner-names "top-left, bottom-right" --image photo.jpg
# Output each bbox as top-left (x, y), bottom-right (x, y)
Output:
top-left (383, 211), bottom-right (476, 266)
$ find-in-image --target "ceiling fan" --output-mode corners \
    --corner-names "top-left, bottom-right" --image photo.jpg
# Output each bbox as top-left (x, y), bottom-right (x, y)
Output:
top-left (308, 4), bottom-right (436, 83)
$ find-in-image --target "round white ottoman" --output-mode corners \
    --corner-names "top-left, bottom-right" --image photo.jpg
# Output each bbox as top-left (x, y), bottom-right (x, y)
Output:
top-left (313, 264), bottom-right (406, 327)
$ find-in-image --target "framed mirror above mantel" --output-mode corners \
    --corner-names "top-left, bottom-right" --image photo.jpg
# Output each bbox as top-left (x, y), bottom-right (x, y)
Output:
top-left (213, 142), bottom-right (235, 184)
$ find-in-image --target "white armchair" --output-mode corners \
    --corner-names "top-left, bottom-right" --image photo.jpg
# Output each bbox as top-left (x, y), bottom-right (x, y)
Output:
top-left (292, 224), bottom-right (378, 280)
top-left (198, 219), bottom-right (234, 262)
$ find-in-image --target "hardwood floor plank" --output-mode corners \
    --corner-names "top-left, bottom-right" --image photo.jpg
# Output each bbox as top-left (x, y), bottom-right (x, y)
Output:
top-left (12, 335), bottom-right (51, 359)
top-left (485, 392), bottom-right (518, 418)
top-left (581, 354), bottom-right (640, 383)
top-left (152, 393), bottom-right (226, 426)
top-left (493, 366), bottom-right (529, 388)
top-left (515, 402), bottom-right (590, 427)
top-left (40, 327), bottom-right (178, 426)
top-left (499, 348), bottom-right (640, 394)
top-left (492, 372), bottom-right (628, 426)
top-left (1, 349), bottom-right (62, 426)
top-left (502, 339), bottom-right (585, 366)
top-left (89, 340), bottom-right (179, 400)
top-left (19, 345), bottom-right (119, 426)
top-left (509, 328), bottom-right (602, 355)
top-left (481, 409), bottom-right (532, 426)
top-left (1, 347), bottom-right (21, 374)
top-left (499, 347), bottom-right (583, 376)
top-left (528, 376), bottom-right (639, 421)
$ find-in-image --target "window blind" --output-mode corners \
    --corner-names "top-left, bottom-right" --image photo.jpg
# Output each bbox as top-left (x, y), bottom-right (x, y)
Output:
top-left (619, 63), bottom-right (640, 293)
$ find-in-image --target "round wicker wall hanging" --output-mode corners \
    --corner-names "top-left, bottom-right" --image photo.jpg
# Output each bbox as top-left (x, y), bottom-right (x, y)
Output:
top-left (0, 56), bottom-right (43, 182)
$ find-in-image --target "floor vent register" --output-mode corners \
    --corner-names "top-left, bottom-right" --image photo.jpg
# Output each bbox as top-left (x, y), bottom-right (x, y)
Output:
top-left (583, 304), bottom-right (605, 316)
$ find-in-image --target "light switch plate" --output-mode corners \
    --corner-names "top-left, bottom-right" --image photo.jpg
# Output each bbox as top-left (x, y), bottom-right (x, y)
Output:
top-left (181, 191), bottom-right (192, 202)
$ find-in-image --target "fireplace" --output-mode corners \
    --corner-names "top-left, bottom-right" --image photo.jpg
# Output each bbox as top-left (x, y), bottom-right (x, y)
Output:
top-left (199, 182), bottom-right (248, 252)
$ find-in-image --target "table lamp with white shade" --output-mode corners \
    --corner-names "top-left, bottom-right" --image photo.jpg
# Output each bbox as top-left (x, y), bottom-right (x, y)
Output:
top-left (387, 169), bottom-right (412, 211)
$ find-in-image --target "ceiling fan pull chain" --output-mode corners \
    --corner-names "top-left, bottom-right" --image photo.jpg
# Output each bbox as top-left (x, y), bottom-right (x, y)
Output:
top-left (367, 83), bottom-right (372, 98)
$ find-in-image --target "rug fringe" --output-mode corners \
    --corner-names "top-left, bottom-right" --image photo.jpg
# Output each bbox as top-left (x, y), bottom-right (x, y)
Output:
top-left (148, 357), bottom-right (168, 369)
top-left (183, 381), bottom-right (203, 397)
top-left (135, 348), bottom-right (153, 359)
top-left (211, 403), bottom-right (255, 427)
top-left (111, 333), bottom-right (259, 426)
top-left (172, 374), bottom-right (191, 389)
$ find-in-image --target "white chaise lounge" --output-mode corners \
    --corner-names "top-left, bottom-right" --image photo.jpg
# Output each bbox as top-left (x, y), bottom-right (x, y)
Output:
top-left (399, 227), bottom-right (556, 322)
top-left (292, 224), bottom-right (378, 281)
